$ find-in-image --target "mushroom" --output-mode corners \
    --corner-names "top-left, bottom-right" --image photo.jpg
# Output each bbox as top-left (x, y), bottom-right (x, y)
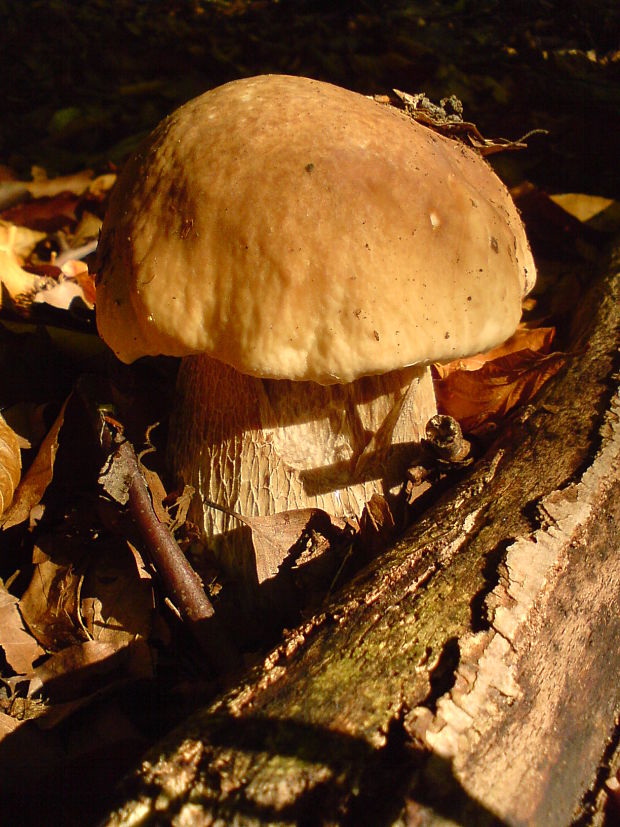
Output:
top-left (96, 75), bottom-right (535, 576)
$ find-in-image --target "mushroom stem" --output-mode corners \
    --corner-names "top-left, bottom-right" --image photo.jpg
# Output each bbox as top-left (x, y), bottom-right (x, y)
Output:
top-left (168, 355), bottom-right (437, 575)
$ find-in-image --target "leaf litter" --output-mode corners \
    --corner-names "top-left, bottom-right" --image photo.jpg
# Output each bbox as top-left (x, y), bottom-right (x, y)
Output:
top-left (0, 150), bottom-right (617, 825)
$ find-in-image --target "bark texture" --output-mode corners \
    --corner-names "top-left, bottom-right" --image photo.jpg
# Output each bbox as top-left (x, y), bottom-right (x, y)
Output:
top-left (104, 241), bottom-right (620, 827)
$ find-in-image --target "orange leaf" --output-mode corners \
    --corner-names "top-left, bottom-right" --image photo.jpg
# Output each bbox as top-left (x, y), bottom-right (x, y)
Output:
top-left (1, 396), bottom-right (70, 529)
top-left (433, 349), bottom-right (568, 434)
top-left (434, 325), bottom-right (556, 378)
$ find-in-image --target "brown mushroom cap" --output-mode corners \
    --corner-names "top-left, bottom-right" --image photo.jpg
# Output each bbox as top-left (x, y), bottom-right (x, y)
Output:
top-left (96, 74), bottom-right (535, 383)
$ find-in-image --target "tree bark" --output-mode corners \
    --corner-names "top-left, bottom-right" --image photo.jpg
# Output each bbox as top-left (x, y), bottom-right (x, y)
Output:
top-left (102, 240), bottom-right (620, 827)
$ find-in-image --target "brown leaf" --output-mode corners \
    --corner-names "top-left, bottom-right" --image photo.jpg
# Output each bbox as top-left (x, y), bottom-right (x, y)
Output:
top-left (205, 503), bottom-right (347, 585)
top-left (433, 326), bottom-right (556, 379)
top-left (0, 414), bottom-right (21, 517)
top-left (1, 192), bottom-right (81, 233)
top-left (511, 182), bottom-right (603, 258)
top-left (18, 545), bottom-right (83, 651)
top-left (433, 349), bottom-right (568, 434)
top-left (139, 465), bottom-right (170, 525)
top-left (385, 90), bottom-right (539, 156)
top-left (247, 508), bottom-right (346, 584)
top-left (0, 710), bottom-right (21, 741)
top-left (1, 396), bottom-right (70, 529)
top-left (80, 542), bottom-right (153, 647)
top-left (20, 638), bottom-right (152, 702)
top-left (0, 582), bottom-right (45, 674)
top-left (359, 493), bottom-right (396, 556)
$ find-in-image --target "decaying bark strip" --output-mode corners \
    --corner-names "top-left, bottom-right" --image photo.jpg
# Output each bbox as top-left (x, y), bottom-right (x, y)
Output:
top-left (102, 241), bottom-right (620, 827)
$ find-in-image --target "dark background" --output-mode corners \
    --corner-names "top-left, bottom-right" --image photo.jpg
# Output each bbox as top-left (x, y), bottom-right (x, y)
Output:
top-left (2, 0), bottom-right (620, 196)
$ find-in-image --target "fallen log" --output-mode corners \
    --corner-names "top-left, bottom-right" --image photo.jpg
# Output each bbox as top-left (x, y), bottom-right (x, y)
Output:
top-left (102, 238), bottom-right (620, 827)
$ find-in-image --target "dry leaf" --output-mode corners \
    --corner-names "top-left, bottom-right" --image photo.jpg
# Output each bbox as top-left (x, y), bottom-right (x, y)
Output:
top-left (32, 271), bottom-right (92, 311)
top-left (511, 182), bottom-right (603, 259)
top-left (1, 192), bottom-right (81, 232)
top-left (384, 89), bottom-right (538, 156)
top-left (24, 168), bottom-right (96, 200)
top-left (0, 219), bottom-right (46, 257)
top-left (0, 223), bottom-right (52, 309)
top-left (433, 326), bottom-right (556, 379)
top-left (80, 543), bottom-right (153, 647)
top-left (0, 710), bottom-right (21, 741)
top-left (0, 414), bottom-right (21, 516)
top-left (59, 259), bottom-right (96, 306)
top-left (18, 545), bottom-right (83, 651)
top-left (549, 193), bottom-right (615, 223)
top-left (249, 508), bottom-right (347, 584)
top-left (359, 493), bottom-right (396, 556)
top-left (207, 504), bottom-right (347, 585)
top-left (70, 210), bottom-right (103, 247)
top-left (20, 638), bottom-right (152, 702)
top-left (433, 349), bottom-right (568, 434)
top-left (1, 396), bottom-right (70, 529)
top-left (0, 582), bottom-right (45, 674)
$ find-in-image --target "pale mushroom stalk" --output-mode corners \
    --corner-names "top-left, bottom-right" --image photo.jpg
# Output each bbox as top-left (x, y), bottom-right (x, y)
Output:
top-left (168, 357), bottom-right (437, 573)
top-left (96, 75), bottom-right (536, 577)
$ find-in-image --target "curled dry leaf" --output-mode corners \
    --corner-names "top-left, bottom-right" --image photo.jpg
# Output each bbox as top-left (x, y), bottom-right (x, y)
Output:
top-left (381, 89), bottom-right (539, 156)
top-left (433, 326), bottom-right (557, 379)
top-left (1, 396), bottom-right (70, 529)
top-left (206, 502), bottom-right (348, 586)
top-left (0, 414), bottom-right (22, 517)
top-left (433, 347), bottom-right (568, 434)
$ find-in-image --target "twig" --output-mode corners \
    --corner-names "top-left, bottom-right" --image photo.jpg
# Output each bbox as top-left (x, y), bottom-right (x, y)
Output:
top-left (100, 417), bottom-right (239, 674)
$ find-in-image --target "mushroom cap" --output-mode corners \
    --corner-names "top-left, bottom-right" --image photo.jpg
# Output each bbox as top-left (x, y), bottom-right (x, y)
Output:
top-left (96, 74), bottom-right (536, 383)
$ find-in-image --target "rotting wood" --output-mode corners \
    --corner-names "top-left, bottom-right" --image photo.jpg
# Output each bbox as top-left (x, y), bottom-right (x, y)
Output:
top-left (101, 240), bottom-right (620, 827)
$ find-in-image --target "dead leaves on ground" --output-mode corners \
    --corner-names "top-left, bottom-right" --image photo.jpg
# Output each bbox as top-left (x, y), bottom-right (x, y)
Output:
top-left (0, 167), bottom-right (114, 316)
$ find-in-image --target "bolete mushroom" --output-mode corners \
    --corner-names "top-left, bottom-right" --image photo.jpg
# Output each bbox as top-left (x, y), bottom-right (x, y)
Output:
top-left (96, 75), bottom-right (535, 576)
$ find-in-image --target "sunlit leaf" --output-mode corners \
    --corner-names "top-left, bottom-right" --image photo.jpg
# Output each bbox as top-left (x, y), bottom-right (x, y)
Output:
top-left (0, 414), bottom-right (21, 517)
top-left (433, 348), bottom-right (568, 434)
top-left (1, 397), bottom-right (70, 529)
top-left (433, 326), bottom-right (556, 378)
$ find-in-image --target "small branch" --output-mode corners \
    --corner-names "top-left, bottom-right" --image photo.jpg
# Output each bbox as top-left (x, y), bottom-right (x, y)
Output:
top-left (98, 414), bottom-right (238, 675)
